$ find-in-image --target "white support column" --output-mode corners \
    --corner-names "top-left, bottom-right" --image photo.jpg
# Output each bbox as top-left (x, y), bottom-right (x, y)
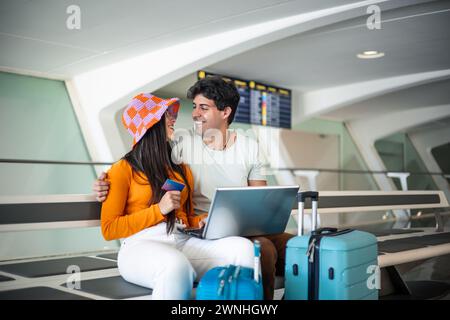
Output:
top-left (387, 172), bottom-right (411, 228)
top-left (408, 126), bottom-right (450, 203)
top-left (387, 172), bottom-right (410, 192)
top-left (293, 170), bottom-right (320, 191)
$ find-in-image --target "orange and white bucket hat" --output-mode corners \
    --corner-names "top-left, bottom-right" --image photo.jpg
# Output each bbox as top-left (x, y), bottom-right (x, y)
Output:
top-left (122, 93), bottom-right (180, 146)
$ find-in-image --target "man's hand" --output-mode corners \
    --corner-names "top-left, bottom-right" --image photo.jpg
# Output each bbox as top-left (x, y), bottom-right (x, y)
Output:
top-left (158, 191), bottom-right (181, 215)
top-left (93, 172), bottom-right (110, 202)
top-left (248, 180), bottom-right (267, 187)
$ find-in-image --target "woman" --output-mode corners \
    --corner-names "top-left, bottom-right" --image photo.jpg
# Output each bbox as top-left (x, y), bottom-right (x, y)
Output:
top-left (100, 93), bottom-right (254, 300)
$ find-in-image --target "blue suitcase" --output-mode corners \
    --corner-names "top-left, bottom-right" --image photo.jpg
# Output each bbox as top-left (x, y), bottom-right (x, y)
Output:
top-left (196, 241), bottom-right (263, 300)
top-left (285, 191), bottom-right (379, 300)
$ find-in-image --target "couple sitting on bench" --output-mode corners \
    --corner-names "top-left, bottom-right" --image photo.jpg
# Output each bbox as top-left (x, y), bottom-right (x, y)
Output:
top-left (95, 76), bottom-right (294, 300)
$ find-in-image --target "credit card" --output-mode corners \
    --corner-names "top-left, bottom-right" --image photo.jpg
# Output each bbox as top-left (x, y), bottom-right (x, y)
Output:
top-left (161, 178), bottom-right (185, 192)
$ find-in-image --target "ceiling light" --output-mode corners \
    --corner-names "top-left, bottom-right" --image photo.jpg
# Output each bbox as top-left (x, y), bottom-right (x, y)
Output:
top-left (357, 51), bottom-right (385, 59)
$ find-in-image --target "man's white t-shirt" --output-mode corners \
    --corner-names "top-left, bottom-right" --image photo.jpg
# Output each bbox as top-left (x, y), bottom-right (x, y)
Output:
top-left (172, 129), bottom-right (266, 215)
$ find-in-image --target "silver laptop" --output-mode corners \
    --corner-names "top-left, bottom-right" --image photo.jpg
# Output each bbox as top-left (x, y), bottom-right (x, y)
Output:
top-left (182, 186), bottom-right (299, 240)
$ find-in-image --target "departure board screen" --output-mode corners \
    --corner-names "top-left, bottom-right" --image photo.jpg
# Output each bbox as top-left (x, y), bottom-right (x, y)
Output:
top-left (197, 71), bottom-right (291, 129)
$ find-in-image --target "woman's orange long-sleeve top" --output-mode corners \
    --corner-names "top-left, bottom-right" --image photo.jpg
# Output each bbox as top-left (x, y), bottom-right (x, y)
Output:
top-left (100, 159), bottom-right (206, 241)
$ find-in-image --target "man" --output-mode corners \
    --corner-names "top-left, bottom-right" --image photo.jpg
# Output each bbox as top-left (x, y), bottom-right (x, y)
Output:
top-left (94, 76), bottom-right (294, 299)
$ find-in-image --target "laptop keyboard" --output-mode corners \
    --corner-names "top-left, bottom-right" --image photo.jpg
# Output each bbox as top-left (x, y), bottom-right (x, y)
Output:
top-left (183, 228), bottom-right (204, 237)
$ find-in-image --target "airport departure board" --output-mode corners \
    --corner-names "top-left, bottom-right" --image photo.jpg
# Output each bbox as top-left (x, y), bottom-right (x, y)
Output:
top-left (198, 71), bottom-right (291, 129)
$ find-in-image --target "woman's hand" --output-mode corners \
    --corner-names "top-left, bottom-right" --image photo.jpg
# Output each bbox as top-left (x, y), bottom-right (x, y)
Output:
top-left (158, 191), bottom-right (181, 215)
top-left (198, 217), bottom-right (208, 228)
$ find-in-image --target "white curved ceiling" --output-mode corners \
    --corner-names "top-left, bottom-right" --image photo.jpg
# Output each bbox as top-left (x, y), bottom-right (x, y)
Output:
top-left (208, 0), bottom-right (450, 91)
top-left (323, 78), bottom-right (450, 121)
top-left (152, 0), bottom-right (450, 124)
top-left (3, 0), bottom-right (448, 98)
top-left (0, 0), bottom-right (362, 77)
top-left (1, 0), bottom-right (449, 162)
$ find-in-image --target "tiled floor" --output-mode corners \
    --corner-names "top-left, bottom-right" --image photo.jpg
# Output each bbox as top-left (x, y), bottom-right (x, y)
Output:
top-left (0, 230), bottom-right (449, 300)
top-left (401, 254), bottom-right (450, 300)
top-left (0, 252), bottom-right (152, 300)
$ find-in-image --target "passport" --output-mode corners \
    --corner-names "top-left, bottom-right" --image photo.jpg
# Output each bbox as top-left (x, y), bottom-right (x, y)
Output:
top-left (161, 178), bottom-right (185, 192)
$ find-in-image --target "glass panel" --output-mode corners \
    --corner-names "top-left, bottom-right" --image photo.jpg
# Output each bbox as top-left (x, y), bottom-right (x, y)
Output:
top-left (294, 118), bottom-right (378, 190)
top-left (431, 142), bottom-right (450, 174)
top-left (0, 72), bottom-right (113, 260)
top-left (375, 132), bottom-right (438, 191)
top-left (0, 162), bottom-right (118, 261)
top-left (0, 163), bottom-right (98, 195)
top-left (0, 227), bottom-right (118, 262)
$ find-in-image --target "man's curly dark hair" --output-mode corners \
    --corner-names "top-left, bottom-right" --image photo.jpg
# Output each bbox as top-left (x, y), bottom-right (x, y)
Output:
top-left (187, 76), bottom-right (240, 125)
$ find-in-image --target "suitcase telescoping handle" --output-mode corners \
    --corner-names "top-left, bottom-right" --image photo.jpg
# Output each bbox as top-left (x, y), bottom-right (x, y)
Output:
top-left (253, 240), bottom-right (261, 283)
top-left (297, 191), bottom-right (319, 236)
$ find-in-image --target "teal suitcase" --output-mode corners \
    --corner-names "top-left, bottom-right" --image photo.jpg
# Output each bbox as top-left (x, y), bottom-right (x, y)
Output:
top-left (196, 241), bottom-right (263, 300)
top-left (285, 191), bottom-right (379, 300)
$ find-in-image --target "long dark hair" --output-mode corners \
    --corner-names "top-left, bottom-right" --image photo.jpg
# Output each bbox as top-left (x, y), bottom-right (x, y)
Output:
top-left (123, 113), bottom-right (191, 234)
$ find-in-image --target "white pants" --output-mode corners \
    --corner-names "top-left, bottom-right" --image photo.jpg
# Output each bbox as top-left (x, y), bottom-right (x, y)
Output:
top-left (117, 223), bottom-right (254, 300)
